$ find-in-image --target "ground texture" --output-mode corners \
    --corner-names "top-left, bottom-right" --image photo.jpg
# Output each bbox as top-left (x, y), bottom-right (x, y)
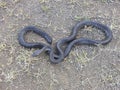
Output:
top-left (0, 0), bottom-right (120, 90)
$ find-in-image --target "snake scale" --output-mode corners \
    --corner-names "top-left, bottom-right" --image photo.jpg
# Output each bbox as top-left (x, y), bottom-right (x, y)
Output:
top-left (18, 21), bottom-right (113, 64)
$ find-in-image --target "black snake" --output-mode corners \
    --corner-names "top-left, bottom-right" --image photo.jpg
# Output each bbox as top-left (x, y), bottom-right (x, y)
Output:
top-left (18, 21), bottom-right (113, 64)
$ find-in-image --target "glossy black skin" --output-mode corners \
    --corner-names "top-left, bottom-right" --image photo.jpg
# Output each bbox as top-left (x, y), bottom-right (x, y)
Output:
top-left (18, 21), bottom-right (113, 64)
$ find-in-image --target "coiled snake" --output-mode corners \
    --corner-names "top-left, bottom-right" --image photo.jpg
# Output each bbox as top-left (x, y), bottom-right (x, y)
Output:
top-left (18, 21), bottom-right (113, 64)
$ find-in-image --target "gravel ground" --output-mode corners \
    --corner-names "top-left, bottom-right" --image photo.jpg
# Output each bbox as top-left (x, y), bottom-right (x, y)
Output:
top-left (0, 0), bottom-right (120, 90)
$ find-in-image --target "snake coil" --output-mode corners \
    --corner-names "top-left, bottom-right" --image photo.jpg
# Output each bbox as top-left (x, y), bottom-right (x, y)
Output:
top-left (18, 21), bottom-right (113, 64)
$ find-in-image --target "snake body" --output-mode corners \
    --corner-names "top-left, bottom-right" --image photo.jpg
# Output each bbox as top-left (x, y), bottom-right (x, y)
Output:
top-left (18, 21), bottom-right (113, 64)
top-left (18, 26), bottom-right (52, 48)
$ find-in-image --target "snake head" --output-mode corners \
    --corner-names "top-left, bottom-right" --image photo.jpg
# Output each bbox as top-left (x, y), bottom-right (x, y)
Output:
top-left (32, 46), bottom-right (51, 57)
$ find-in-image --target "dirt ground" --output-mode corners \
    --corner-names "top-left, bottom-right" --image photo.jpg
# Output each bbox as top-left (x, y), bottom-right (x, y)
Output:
top-left (0, 0), bottom-right (120, 90)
